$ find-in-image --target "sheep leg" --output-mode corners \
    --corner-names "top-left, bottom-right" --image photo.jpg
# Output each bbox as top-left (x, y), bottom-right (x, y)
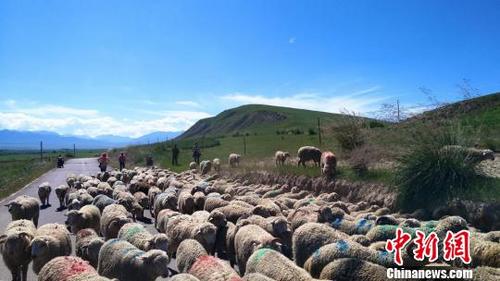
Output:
top-left (33, 214), bottom-right (39, 228)
top-left (22, 264), bottom-right (28, 281)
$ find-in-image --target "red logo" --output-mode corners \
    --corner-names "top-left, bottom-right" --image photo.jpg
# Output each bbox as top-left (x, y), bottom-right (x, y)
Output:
top-left (385, 228), bottom-right (412, 266)
top-left (443, 230), bottom-right (471, 264)
top-left (385, 228), bottom-right (471, 266)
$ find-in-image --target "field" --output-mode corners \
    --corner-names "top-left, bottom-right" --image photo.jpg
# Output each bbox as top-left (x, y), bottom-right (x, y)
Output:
top-left (0, 149), bottom-right (101, 199)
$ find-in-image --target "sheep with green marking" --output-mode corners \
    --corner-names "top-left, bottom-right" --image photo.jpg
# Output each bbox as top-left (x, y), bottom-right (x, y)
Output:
top-left (235, 224), bottom-right (282, 275)
top-left (319, 258), bottom-right (387, 281)
top-left (303, 240), bottom-right (394, 278)
top-left (246, 248), bottom-right (318, 281)
top-left (117, 222), bottom-right (168, 252)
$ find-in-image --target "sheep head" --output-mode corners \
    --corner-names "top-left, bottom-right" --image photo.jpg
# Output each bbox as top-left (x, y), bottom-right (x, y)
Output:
top-left (1, 232), bottom-right (32, 256)
top-left (147, 233), bottom-right (169, 252)
top-left (208, 210), bottom-right (227, 228)
top-left (65, 210), bottom-right (84, 233)
top-left (140, 250), bottom-right (170, 278)
top-left (30, 237), bottom-right (50, 259)
top-left (5, 201), bottom-right (22, 214)
top-left (193, 223), bottom-right (217, 248)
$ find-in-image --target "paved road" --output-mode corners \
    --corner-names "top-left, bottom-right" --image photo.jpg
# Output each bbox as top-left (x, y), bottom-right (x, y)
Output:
top-left (0, 158), bottom-right (104, 281)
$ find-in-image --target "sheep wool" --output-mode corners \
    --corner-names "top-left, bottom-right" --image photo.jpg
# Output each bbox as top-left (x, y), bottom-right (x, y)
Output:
top-left (38, 182), bottom-right (52, 206)
top-left (234, 224), bottom-right (282, 275)
top-left (188, 255), bottom-right (242, 281)
top-left (242, 273), bottom-right (275, 281)
top-left (98, 239), bottom-right (170, 281)
top-left (292, 222), bottom-right (350, 267)
top-left (319, 258), bottom-right (387, 281)
top-left (100, 204), bottom-right (133, 240)
top-left (55, 185), bottom-right (70, 209)
top-left (75, 228), bottom-right (104, 268)
top-left (31, 223), bottom-right (72, 274)
top-left (0, 219), bottom-right (36, 281)
top-left (65, 204), bottom-right (101, 234)
top-left (6, 195), bottom-right (40, 227)
top-left (165, 214), bottom-right (217, 256)
top-left (117, 222), bottom-right (168, 252)
top-left (170, 273), bottom-right (201, 281)
top-left (176, 239), bottom-right (208, 273)
top-left (38, 256), bottom-right (113, 281)
top-left (246, 248), bottom-right (316, 281)
top-left (303, 240), bottom-right (394, 278)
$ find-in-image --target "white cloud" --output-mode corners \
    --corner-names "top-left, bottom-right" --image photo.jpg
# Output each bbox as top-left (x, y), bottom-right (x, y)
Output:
top-left (175, 100), bottom-right (201, 108)
top-left (221, 87), bottom-right (387, 114)
top-left (289, 37), bottom-right (296, 44)
top-left (0, 102), bottom-right (211, 138)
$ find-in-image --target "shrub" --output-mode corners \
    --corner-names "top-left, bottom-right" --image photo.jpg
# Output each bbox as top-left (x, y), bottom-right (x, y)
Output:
top-left (348, 144), bottom-right (379, 176)
top-left (308, 128), bottom-right (317, 135)
top-left (333, 113), bottom-right (366, 151)
top-left (396, 125), bottom-right (480, 211)
top-left (369, 120), bottom-right (385, 128)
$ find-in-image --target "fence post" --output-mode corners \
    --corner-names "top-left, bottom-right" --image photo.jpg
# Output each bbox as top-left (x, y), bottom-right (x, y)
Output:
top-left (40, 141), bottom-right (43, 161)
top-left (243, 136), bottom-right (247, 155)
top-left (317, 117), bottom-right (322, 145)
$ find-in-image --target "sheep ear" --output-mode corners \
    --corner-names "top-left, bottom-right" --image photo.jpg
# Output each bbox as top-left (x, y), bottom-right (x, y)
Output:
top-left (0, 234), bottom-right (7, 245)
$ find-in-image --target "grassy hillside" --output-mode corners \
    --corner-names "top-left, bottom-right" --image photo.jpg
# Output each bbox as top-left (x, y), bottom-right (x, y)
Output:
top-left (179, 104), bottom-right (370, 139)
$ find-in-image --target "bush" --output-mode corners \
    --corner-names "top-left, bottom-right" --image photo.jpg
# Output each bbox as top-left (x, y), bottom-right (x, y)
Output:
top-left (333, 113), bottom-right (366, 151)
top-left (396, 126), bottom-right (480, 211)
top-left (369, 120), bottom-right (385, 128)
top-left (308, 128), bottom-right (317, 135)
top-left (348, 144), bottom-right (379, 176)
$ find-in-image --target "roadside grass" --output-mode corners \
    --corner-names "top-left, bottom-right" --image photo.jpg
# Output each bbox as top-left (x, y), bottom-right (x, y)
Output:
top-left (0, 149), bottom-right (101, 200)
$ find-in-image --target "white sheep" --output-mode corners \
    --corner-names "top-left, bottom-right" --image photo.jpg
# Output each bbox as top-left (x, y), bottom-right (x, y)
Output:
top-left (38, 256), bottom-right (114, 281)
top-left (5, 195), bottom-right (40, 227)
top-left (228, 153), bottom-right (241, 167)
top-left (65, 204), bottom-right (101, 234)
top-left (38, 182), bottom-right (52, 207)
top-left (30, 223), bottom-right (72, 274)
top-left (0, 220), bottom-right (36, 281)
top-left (275, 151), bottom-right (290, 166)
top-left (297, 146), bottom-right (322, 167)
top-left (189, 162), bottom-right (198, 170)
top-left (100, 204), bottom-right (134, 240)
top-left (213, 158), bottom-right (221, 172)
top-left (200, 160), bottom-right (212, 175)
top-left (98, 239), bottom-right (170, 281)
top-left (54, 185), bottom-right (69, 210)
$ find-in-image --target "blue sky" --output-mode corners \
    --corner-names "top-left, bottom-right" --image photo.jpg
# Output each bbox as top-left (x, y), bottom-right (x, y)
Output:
top-left (1, 0), bottom-right (499, 137)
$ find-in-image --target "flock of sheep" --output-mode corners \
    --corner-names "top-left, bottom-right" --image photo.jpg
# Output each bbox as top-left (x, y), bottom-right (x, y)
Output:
top-left (192, 146), bottom-right (337, 179)
top-left (0, 145), bottom-right (498, 281)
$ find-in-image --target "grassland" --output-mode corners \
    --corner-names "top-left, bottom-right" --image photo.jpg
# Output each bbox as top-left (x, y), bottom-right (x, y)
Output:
top-left (0, 149), bottom-right (101, 199)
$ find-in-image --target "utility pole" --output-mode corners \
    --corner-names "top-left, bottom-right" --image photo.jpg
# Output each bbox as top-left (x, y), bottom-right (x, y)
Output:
top-left (397, 99), bottom-right (400, 122)
top-left (73, 144), bottom-right (76, 157)
top-left (40, 141), bottom-right (43, 161)
top-left (243, 135), bottom-right (247, 155)
top-left (317, 117), bottom-right (322, 145)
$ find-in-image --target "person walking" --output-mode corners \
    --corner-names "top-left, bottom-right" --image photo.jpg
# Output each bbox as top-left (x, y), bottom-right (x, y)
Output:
top-left (172, 144), bottom-right (180, 166)
top-left (118, 152), bottom-right (127, 171)
top-left (192, 143), bottom-right (201, 164)
top-left (98, 153), bottom-right (109, 172)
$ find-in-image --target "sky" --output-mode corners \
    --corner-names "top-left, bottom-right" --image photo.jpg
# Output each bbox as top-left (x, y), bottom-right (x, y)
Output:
top-left (1, 0), bottom-right (500, 137)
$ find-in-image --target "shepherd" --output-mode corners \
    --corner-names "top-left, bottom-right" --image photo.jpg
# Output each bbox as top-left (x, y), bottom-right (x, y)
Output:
top-left (98, 152), bottom-right (109, 172)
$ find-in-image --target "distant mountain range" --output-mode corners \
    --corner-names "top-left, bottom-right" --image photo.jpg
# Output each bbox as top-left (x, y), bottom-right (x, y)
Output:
top-left (0, 130), bottom-right (182, 150)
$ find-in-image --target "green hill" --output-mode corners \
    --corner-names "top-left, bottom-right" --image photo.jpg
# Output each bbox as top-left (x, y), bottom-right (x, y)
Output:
top-left (178, 104), bottom-right (354, 139)
top-left (405, 92), bottom-right (500, 150)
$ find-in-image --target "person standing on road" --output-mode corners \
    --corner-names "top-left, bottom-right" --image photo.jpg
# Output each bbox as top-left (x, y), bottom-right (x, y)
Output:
top-left (98, 153), bottom-right (109, 172)
top-left (118, 152), bottom-right (127, 171)
top-left (192, 143), bottom-right (201, 164)
top-left (172, 144), bottom-right (180, 166)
